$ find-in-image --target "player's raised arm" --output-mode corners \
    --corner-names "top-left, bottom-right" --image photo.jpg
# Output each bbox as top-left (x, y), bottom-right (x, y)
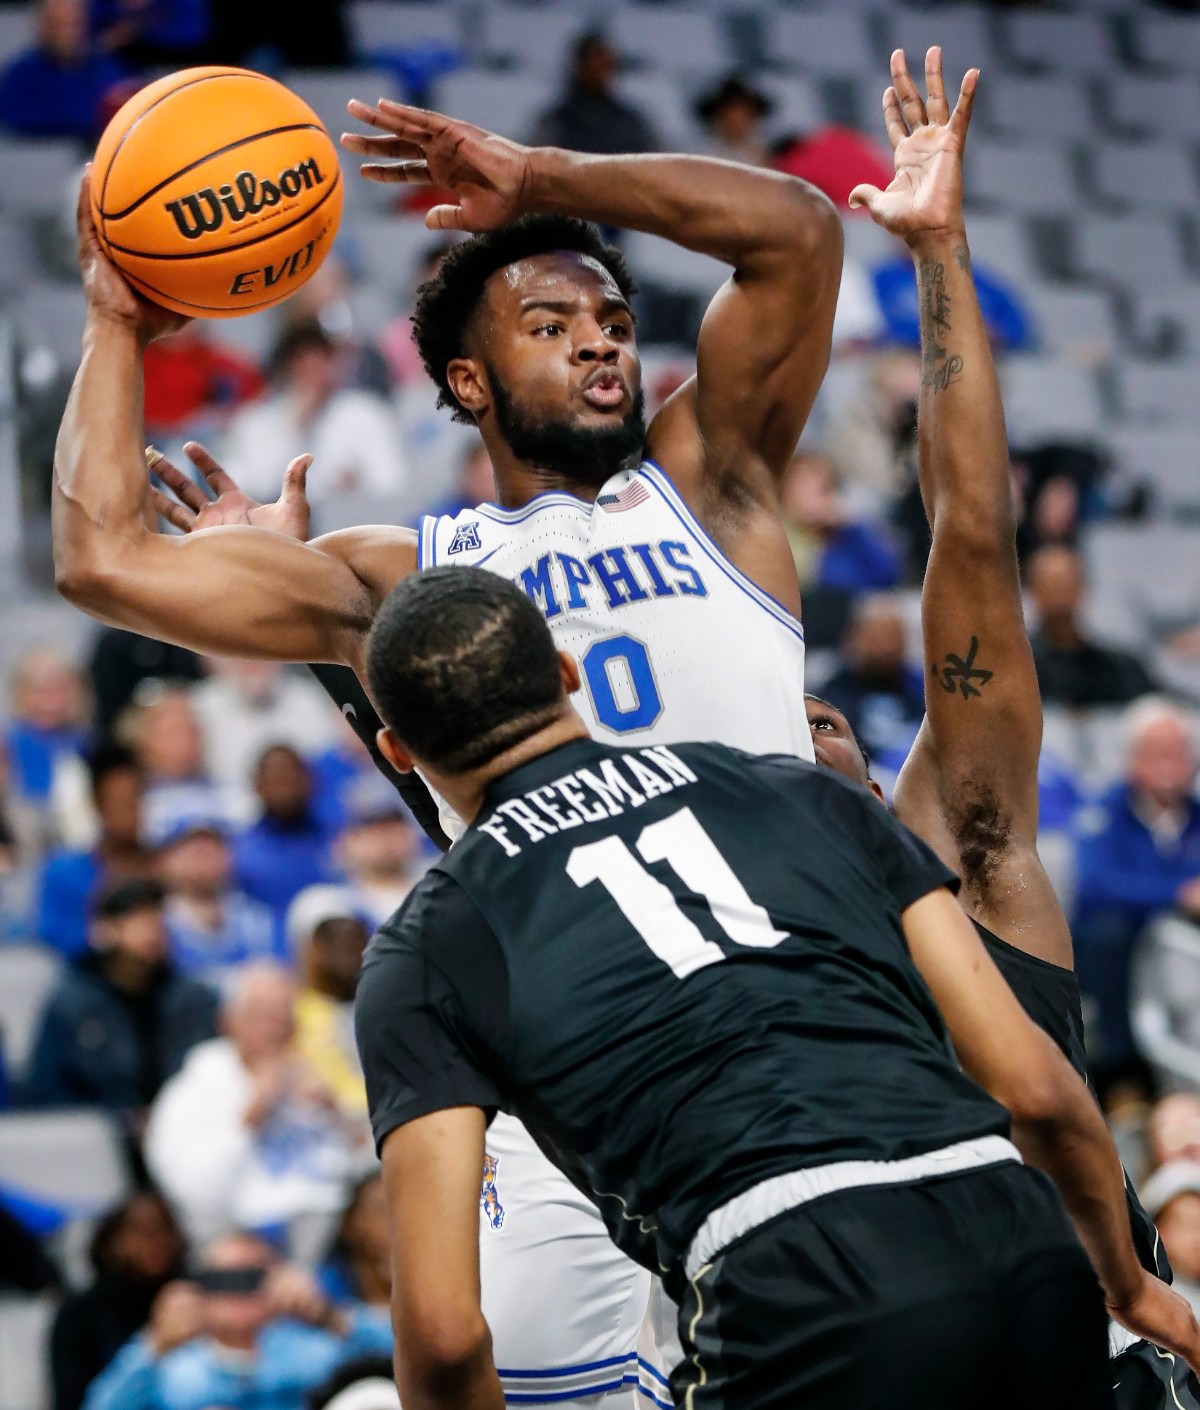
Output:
top-left (53, 175), bottom-right (415, 666)
top-left (901, 887), bottom-right (1200, 1368)
top-left (341, 100), bottom-right (842, 495)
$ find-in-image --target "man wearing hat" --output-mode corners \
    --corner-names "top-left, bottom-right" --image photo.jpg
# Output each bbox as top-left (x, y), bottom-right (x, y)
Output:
top-left (695, 73), bottom-right (773, 167)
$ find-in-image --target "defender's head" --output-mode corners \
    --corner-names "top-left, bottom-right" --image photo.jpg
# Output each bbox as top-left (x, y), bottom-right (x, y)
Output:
top-left (367, 568), bottom-right (582, 801)
top-left (804, 694), bottom-right (885, 804)
top-left (412, 216), bottom-right (644, 485)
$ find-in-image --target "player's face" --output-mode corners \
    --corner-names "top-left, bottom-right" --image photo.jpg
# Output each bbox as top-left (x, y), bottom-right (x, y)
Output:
top-left (806, 697), bottom-right (880, 798)
top-left (471, 252), bottom-right (645, 483)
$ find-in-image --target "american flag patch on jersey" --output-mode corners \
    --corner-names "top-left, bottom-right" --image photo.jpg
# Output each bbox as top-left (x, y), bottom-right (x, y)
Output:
top-left (597, 480), bottom-right (650, 513)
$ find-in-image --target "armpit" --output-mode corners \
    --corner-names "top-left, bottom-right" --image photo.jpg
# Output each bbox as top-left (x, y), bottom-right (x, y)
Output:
top-left (944, 779), bottom-right (1013, 902)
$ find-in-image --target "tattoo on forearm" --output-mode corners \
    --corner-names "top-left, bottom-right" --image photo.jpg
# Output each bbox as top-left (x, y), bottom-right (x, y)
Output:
top-left (918, 259), bottom-right (964, 393)
top-left (932, 636), bottom-right (994, 700)
top-left (953, 244), bottom-right (971, 274)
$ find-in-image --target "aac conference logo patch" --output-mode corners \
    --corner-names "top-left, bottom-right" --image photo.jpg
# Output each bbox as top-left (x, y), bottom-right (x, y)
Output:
top-left (449, 522), bottom-right (482, 555)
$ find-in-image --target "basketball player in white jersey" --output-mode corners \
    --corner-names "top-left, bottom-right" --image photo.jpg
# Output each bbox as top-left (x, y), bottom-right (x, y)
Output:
top-left (54, 100), bottom-right (842, 1407)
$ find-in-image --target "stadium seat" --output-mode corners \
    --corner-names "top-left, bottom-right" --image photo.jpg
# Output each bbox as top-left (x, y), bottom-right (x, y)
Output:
top-left (0, 7), bottom-right (33, 59)
top-left (1000, 354), bottom-right (1105, 442)
top-left (0, 946), bottom-right (61, 1084)
top-left (477, 5), bottom-right (593, 70)
top-left (0, 1110), bottom-right (129, 1213)
top-left (882, 7), bottom-right (995, 86)
top-left (959, 212), bottom-right (1042, 287)
top-left (1119, 360), bottom-right (1200, 429)
top-left (966, 139), bottom-right (1078, 215)
top-left (610, 8), bottom-right (728, 75)
top-left (14, 285), bottom-right (84, 369)
top-left (1027, 284), bottom-right (1117, 363)
top-left (1130, 289), bottom-right (1200, 359)
top-left (1001, 12), bottom-right (1117, 73)
top-left (764, 13), bottom-right (874, 77)
top-left (977, 74), bottom-right (1093, 142)
top-left (841, 215), bottom-right (903, 271)
top-left (341, 213), bottom-right (449, 297)
top-left (287, 68), bottom-right (399, 211)
top-left (431, 69), bottom-right (556, 142)
top-left (0, 140), bottom-right (81, 219)
top-left (1106, 75), bottom-right (1200, 141)
top-left (1087, 140), bottom-right (1200, 213)
top-left (622, 231), bottom-right (728, 301)
top-left (0, 1295), bottom-right (54, 1410)
top-left (1133, 12), bottom-right (1200, 72)
top-left (753, 73), bottom-right (825, 138)
top-left (617, 73), bottom-right (700, 150)
top-left (349, 0), bottom-right (465, 57)
top-left (1069, 214), bottom-right (1189, 290)
top-left (1107, 425), bottom-right (1200, 515)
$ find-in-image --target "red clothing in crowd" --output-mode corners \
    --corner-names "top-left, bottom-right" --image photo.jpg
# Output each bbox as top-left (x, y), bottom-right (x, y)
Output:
top-left (774, 125), bottom-right (894, 212)
top-left (142, 335), bottom-right (266, 434)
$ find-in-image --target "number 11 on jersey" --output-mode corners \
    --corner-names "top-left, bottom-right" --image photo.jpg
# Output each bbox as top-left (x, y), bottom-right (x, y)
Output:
top-left (567, 807), bottom-right (787, 979)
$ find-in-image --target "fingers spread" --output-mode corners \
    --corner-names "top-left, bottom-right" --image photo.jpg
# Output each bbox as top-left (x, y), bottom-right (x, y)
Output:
top-left (890, 48), bottom-right (928, 129)
top-left (882, 86), bottom-right (909, 150)
top-left (150, 454), bottom-right (209, 513)
top-left (950, 69), bottom-right (980, 142)
top-left (183, 441), bottom-right (237, 496)
top-left (358, 162), bottom-right (431, 185)
top-left (339, 132), bottom-right (425, 160)
top-left (150, 488), bottom-right (195, 532)
top-left (925, 46), bottom-right (949, 126)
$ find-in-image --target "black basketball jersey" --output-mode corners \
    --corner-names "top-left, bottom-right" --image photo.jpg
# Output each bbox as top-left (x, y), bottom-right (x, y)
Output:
top-left (355, 737), bottom-right (1010, 1279)
top-left (976, 919), bottom-right (1171, 1284)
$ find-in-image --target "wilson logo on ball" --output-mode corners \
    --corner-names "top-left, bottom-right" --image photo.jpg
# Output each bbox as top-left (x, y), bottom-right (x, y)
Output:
top-left (164, 156), bottom-right (327, 239)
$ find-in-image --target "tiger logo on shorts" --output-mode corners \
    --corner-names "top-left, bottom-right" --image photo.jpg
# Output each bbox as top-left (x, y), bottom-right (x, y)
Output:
top-left (481, 1153), bottom-right (505, 1230)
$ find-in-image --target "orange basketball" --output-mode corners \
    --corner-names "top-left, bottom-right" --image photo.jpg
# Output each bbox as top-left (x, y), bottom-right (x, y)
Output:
top-left (91, 67), bottom-right (344, 319)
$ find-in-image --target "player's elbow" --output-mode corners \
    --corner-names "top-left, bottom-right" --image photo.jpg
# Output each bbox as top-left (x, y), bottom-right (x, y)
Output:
top-left (54, 550), bottom-right (121, 610)
top-left (999, 1053), bottom-right (1082, 1131)
top-left (398, 1309), bottom-right (493, 1396)
top-left (777, 177), bottom-right (842, 259)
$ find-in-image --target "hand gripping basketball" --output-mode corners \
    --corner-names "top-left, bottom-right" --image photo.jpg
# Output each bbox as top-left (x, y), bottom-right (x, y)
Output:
top-left (341, 99), bottom-right (534, 232)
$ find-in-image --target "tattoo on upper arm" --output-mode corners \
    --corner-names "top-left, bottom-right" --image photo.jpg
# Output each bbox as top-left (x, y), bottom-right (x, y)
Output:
top-left (932, 636), bottom-right (994, 700)
top-left (918, 260), bottom-right (964, 393)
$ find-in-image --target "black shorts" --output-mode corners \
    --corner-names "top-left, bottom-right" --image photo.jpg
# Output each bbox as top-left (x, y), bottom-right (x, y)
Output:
top-left (672, 1162), bottom-right (1114, 1410)
top-left (1113, 1338), bottom-right (1200, 1410)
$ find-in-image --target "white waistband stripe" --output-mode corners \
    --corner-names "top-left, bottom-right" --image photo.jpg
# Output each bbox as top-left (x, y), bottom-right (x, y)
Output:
top-left (684, 1135), bottom-right (1022, 1280)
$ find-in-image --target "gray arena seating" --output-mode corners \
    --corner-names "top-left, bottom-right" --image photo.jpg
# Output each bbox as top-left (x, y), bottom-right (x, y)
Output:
top-left (0, 945), bottom-right (61, 1084)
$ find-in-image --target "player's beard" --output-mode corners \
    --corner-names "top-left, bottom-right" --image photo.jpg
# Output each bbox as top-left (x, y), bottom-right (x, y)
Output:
top-left (486, 365), bottom-right (647, 487)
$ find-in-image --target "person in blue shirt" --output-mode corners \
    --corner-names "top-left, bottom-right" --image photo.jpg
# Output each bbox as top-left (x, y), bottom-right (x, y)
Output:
top-left (0, 0), bottom-right (128, 142)
top-left (34, 744), bottom-right (152, 959)
top-left (1074, 698), bottom-right (1200, 1100)
top-left (4, 646), bottom-right (88, 810)
top-left (234, 746), bottom-right (339, 948)
top-left (152, 815), bottom-right (277, 987)
top-left (84, 1231), bottom-right (392, 1410)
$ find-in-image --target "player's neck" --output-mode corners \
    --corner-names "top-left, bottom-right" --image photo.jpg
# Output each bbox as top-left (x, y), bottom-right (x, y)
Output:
top-left (487, 444), bottom-right (624, 510)
top-left (423, 709), bottom-right (590, 824)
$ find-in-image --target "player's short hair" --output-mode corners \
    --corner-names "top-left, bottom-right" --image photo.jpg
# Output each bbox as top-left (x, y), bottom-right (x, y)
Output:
top-left (411, 214), bottom-right (638, 424)
top-left (367, 567), bottom-right (565, 774)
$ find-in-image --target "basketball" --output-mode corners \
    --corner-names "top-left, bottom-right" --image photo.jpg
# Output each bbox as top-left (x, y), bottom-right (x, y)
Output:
top-left (90, 67), bottom-right (344, 319)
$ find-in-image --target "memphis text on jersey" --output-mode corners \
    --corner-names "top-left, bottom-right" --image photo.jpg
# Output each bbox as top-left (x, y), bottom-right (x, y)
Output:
top-left (477, 746), bottom-right (697, 857)
top-left (484, 540), bottom-right (708, 619)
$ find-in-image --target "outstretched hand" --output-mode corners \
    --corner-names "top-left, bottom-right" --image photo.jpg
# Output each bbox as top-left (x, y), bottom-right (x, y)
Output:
top-left (341, 99), bottom-right (533, 232)
top-left (849, 47), bottom-right (978, 246)
top-left (147, 442), bottom-right (312, 541)
top-left (76, 170), bottom-right (190, 343)
top-left (1108, 1271), bottom-right (1200, 1378)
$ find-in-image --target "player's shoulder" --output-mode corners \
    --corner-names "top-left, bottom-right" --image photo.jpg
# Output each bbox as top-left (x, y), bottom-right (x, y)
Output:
top-left (364, 865), bottom-right (480, 969)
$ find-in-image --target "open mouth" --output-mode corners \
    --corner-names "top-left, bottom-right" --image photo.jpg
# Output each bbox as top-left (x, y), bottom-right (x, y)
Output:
top-left (581, 371), bottom-right (626, 410)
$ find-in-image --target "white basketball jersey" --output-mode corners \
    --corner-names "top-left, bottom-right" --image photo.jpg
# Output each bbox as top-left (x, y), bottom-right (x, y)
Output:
top-left (419, 461), bottom-right (812, 768)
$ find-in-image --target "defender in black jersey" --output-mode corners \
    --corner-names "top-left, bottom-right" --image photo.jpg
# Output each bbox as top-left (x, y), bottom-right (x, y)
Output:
top-left (808, 49), bottom-right (1200, 1409)
top-left (352, 565), bottom-right (1194, 1410)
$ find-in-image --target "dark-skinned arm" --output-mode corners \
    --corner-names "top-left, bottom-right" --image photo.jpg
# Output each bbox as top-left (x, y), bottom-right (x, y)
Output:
top-left (53, 176), bottom-right (415, 666)
top-left (381, 1110), bottom-right (505, 1410)
top-left (862, 53), bottom-right (1066, 959)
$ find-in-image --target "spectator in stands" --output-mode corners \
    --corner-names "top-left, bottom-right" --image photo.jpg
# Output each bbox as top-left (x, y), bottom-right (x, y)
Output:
top-left (1074, 698), bottom-right (1200, 1100)
top-left (205, 0), bottom-right (349, 68)
top-left (280, 255), bottom-right (392, 399)
top-left (0, 744), bottom-right (20, 944)
top-left (234, 746), bottom-right (339, 943)
top-left (316, 1174), bottom-right (390, 1338)
top-left (153, 816), bottom-right (277, 987)
top-left (219, 323), bottom-right (410, 510)
top-left (1028, 545), bottom-right (1159, 709)
top-left (24, 878), bottom-right (218, 1111)
top-left (191, 659), bottom-right (338, 813)
top-left (529, 31), bottom-right (658, 155)
top-left (34, 743), bottom-right (152, 959)
top-left (420, 438), bottom-right (495, 522)
top-left (827, 349), bottom-right (920, 506)
top-left (4, 646), bottom-right (88, 811)
top-left (333, 790), bottom-right (423, 927)
top-left (88, 629), bottom-right (203, 741)
top-left (0, 0), bottom-right (127, 141)
top-left (84, 1230), bottom-right (391, 1410)
top-left (695, 74), bottom-right (772, 168)
top-left (309, 715), bottom-right (382, 840)
top-left (51, 1190), bottom-right (186, 1410)
top-left (773, 118), bottom-right (893, 213)
top-left (1139, 1162), bottom-right (1200, 1316)
top-left (1148, 1092), bottom-right (1200, 1175)
top-left (90, 0), bottom-right (210, 68)
top-left (378, 243), bottom-right (451, 389)
top-left (142, 325), bottom-right (265, 446)
top-left (117, 686), bottom-right (224, 841)
top-left (872, 252), bottom-right (1032, 353)
top-left (0, 1201), bottom-right (61, 1292)
top-left (781, 451), bottom-right (901, 594)
top-left (288, 888), bottom-right (370, 1122)
top-left (818, 595), bottom-right (925, 777)
top-left (145, 964), bottom-right (361, 1245)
